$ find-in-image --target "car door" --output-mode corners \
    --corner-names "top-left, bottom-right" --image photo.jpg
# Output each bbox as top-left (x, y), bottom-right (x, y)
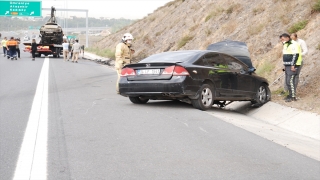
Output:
top-left (203, 53), bottom-right (237, 97)
top-left (221, 54), bottom-right (256, 97)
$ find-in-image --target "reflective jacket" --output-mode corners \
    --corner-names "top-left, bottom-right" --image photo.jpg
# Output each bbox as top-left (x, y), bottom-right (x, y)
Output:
top-left (6, 39), bottom-right (17, 47)
top-left (115, 42), bottom-right (132, 69)
top-left (282, 40), bottom-right (299, 66)
top-left (295, 41), bottom-right (303, 66)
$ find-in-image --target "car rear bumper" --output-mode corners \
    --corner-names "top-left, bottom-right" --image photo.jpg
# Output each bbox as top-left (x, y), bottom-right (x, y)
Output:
top-left (119, 76), bottom-right (201, 97)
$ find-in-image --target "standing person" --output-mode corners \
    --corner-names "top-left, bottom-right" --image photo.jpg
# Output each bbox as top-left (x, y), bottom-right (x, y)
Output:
top-left (6, 37), bottom-right (17, 60)
top-left (1, 37), bottom-right (7, 57)
top-left (115, 33), bottom-right (134, 94)
top-left (71, 39), bottom-right (81, 63)
top-left (16, 38), bottom-right (21, 59)
top-left (279, 33), bottom-right (300, 102)
top-left (31, 39), bottom-right (37, 61)
top-left (69, 39), bottom-right (74, 59)
top-left (289, 33), bottom-right (308, 89)
top-left (80, 45), bottom-right (85, 59)
top-left (62, 39), bottom-right (69, 61)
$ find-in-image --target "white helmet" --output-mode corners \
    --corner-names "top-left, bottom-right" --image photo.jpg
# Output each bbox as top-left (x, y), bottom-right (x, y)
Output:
top-left (122, 33), bottom-right (134, 41)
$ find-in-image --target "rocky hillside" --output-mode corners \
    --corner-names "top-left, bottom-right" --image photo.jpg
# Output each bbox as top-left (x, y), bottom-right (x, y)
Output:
top-left (91, 0), bottom-right (320, 113)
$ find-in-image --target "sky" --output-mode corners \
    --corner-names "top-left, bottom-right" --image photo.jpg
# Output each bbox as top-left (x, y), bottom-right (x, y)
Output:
top-left (41, 0), bottom-right (173, 19)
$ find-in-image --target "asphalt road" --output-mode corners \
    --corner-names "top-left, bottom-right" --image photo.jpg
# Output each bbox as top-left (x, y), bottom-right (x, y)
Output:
top-left (0, 48), bottom-right (319, 180)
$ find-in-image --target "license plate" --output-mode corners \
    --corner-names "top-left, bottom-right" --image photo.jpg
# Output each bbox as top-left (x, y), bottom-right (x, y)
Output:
top-left (136, 69), bottom-right (160, 75)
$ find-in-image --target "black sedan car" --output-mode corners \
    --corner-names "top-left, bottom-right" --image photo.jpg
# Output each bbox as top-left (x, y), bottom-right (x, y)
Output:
top-left (119, 40), bottom-right (271, 110)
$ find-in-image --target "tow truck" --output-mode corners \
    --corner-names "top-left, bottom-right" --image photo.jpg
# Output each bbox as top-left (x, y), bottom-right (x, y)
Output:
top-left (23, 43), bottom-right (62, 58)
top-left (23, 6), bottom-right (63, 58)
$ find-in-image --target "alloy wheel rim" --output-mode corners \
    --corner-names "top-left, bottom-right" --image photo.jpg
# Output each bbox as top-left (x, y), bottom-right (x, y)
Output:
top-left (258, 86), bottom-right (267, 102)
top-left (201, 88), bottom-right (213, 106)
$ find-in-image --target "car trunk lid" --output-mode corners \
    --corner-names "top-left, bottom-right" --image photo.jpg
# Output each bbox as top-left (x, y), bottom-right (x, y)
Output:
top-left (122, 63), bottom-right (189, 81)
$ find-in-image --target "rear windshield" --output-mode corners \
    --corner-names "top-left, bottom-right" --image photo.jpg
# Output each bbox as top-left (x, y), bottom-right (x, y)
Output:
top-left (139, 51), bottom-right (200, 63)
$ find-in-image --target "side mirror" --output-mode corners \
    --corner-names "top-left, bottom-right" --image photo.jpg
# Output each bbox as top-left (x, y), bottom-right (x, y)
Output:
top-left (248, 67), bottom-right (256, 74)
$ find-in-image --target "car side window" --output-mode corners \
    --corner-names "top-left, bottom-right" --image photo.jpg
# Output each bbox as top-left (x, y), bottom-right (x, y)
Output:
top-left (194, 58), bottom-right (205, 66)
top-left (204, 53), bottom-right (227, 68)
top-left (221, 54), bottom-right (247, 72)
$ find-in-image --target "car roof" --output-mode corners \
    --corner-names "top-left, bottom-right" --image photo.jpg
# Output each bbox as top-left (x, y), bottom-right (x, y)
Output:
top-left (139, 50), bottom-right (217, 63)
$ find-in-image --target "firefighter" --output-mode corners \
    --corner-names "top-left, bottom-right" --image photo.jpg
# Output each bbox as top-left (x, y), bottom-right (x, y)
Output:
top-left (279, 33), bottom-right (300, 102)
top-left (115, 33), bottom-right (135, 94)
top-left (1, 37), bottom-right (7, 57)
top-left (6, 37), bottom-right (18, 60)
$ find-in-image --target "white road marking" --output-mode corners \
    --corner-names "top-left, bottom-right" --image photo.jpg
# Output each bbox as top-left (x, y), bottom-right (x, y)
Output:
top-left (13, 58), bottom-right (49, 180)
top-left (199, 127), bottom-right (208, 133)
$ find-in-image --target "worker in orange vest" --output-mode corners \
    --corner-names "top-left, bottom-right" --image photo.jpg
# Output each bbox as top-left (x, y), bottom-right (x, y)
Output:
top-left (6, 37), bottom-right (18, 60)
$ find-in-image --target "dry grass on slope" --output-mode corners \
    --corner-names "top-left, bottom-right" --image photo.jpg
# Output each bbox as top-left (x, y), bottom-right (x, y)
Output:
top-left (91, 0), bottom-right (320, 114)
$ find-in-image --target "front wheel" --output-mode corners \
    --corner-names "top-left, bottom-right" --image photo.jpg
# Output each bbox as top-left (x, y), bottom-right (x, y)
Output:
top-left (252, 84), bottom-right (270, 106)
top-left (191, 84), bottom-right (214, 111)
top-left (129, 96), bottom-right (149, 104)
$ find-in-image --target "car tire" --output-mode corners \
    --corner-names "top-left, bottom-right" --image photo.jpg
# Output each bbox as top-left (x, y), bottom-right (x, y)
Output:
top-left (129, 96), bottom-right (149, 104)
top-left (191, 84), bottom-right (214, 111)
top-left (252, 83), bottom-right (270, 106)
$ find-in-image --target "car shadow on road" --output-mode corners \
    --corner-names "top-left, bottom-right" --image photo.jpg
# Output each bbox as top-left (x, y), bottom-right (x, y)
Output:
top-left (136, 100), bottom-right (195, 110)
top-left (135, 100), bottom-right (256, 114)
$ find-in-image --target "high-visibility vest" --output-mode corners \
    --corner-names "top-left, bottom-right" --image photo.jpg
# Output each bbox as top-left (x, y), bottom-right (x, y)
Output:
top-left (282, 40), bottom-right (299, 66)
top-left (6, 40), bottom-right (18, 47)
top-left (295, 42), bottom-right (303, 66)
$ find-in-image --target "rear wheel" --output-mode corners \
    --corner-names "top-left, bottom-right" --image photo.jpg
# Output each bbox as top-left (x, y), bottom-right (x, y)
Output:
top-left (191, 84), bottom-right (214, 111)
top-left (252, 84), bottom-right (269, 106)
top-left (129, 96), bottom-right (149, 104)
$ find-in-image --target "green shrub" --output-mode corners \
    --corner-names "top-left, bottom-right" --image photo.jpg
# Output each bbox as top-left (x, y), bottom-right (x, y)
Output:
top-left (177, 35), bottom-right (193, 49)
top-left (288, 20), bottom-right (308, 33)
top-left (226, 6), bottom-right (233, 14)
top-left (312, 0), bottom-right (320, 12)
top-left (256, 62), bottom-right (274, 76)
top-left (86, 47), bottom-right (115, 59)
top-left (205, 11), bottom-right (216, 22)
top-left (205, 29), bottom-right (212, 36)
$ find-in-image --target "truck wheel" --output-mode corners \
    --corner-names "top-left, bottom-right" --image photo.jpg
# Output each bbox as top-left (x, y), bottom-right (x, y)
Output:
top-left (53, 55), bottom-right (57, 58)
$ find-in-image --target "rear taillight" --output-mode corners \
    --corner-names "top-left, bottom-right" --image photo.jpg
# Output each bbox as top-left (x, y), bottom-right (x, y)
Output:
top-left (162, 65), bottom-right (189, 76)
top-left (173, 66), bottom-right (189, 76)
top-left (120, 68), bottom-right (136, 77)
top-left (162, 66), bottom-right (175, 75)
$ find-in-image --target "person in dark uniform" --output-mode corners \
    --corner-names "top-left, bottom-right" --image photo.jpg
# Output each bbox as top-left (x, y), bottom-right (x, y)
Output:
top-left (16, 38), bottom-right (21, 59)
top-left (31, 39), bottom-right (37, 61)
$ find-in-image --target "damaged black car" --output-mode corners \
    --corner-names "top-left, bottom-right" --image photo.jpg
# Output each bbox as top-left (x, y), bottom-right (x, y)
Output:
top-left (119, 40), bottom-right (271, 111)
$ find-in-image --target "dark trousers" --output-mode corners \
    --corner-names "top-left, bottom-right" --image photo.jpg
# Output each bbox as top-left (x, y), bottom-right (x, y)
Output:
top-left (16, 48), bottom-right (20, 58)
top-left (31, 50), bottom-right (36, 58)
top-left (285, 66), bottom-right (298, 98)
top-left (8, 47), bottom-right (16, 58)
top-left (284, 63), bottom-right (302, 91)
top-left (2, 47), bottom-right (6, 56)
